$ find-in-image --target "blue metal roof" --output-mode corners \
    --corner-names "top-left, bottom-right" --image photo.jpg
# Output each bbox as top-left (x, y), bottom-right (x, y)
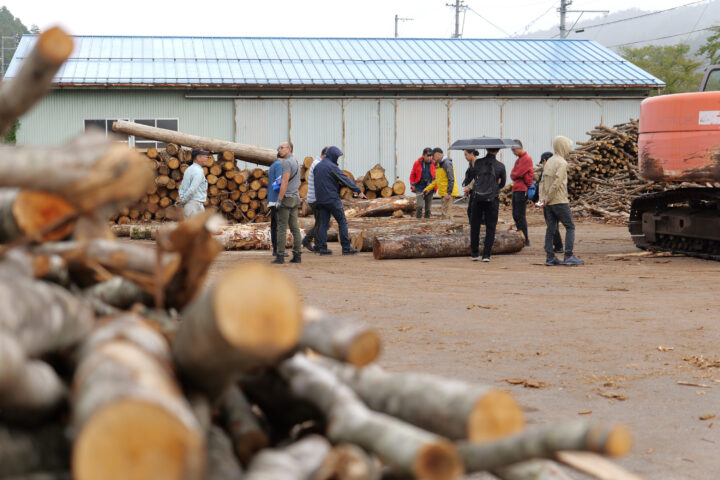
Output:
top-left (6, 35), bottom-right (664, 89)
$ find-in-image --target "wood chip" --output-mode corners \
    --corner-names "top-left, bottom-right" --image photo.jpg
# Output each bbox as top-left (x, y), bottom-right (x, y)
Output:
top-left (504, 378), bottom-right (546, 388)
top-left (699, 414), bottom-right (716, 421)
top-left (677, 381), bottom-right (712, 388)
top-left (599, 392), bottom-right (628, 401)
top-left (578, 410), bottom-right (593, 415)
top-left (657, 345), bottom-right (674, 352)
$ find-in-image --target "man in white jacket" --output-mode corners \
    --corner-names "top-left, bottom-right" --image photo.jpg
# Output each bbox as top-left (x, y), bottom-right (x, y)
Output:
top-left (302, 146), bottom-right (328, 252)
top-left (178, 148), bottom-right (210, 218)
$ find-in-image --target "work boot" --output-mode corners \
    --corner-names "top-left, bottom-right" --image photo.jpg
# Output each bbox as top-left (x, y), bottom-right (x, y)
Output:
top-left (525, 239), bottom-right (531, 247)
top-left (302, 237), bottom-right (314, 252)
top-left (270, 254), bottom-right (284, 265)
top-left (290, 252), bottom-right (302, 263)
top-left (545, 257), bottom-right (563, 266)
top-left (317, 248), bottom-right (333, 256)
top-left (563, 255), bottom-right (584, 266)
top-left (342, 247), bottom-right (359, 255)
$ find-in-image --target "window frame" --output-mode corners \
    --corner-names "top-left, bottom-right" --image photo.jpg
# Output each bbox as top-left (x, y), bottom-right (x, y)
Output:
top-left (131, 118), bottom-right (180, 149)
top-left (82, 118), bottom-right (180, 149)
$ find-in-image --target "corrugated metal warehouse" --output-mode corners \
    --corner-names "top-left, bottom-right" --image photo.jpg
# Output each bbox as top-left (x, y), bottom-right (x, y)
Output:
top-left (7, 35), bottom-right (663, 183)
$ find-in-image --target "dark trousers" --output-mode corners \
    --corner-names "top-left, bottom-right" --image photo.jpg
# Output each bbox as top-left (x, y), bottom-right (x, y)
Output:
top-left (317, 199), bottom-right (351, 250)
top-left (415, 191), bottom-right (432, 218)
top-left (544, 203), bottom-right (575, 261)
top-left (543, 207), bottom-right (563, 252)
top-left (470, 198), bottom-right (499, 258)
top-left (303, 202), bottom-right (320, 245)
top-left (269, 206), bottom-right (278, 253)
top-left (512, 191), bottom-right (529, 243)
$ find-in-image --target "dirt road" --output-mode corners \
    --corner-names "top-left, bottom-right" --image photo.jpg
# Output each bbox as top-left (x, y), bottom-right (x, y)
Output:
top-left (208, 207), bottom-right (720, 479)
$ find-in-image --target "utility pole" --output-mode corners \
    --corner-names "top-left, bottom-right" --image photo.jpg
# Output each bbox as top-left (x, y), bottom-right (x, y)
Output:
top-left (394, 14), bottom-right (413, 38)
top-left (446, 0), bottom-right (467, 38)
top-left (559, 0), bottom-right (571, 39)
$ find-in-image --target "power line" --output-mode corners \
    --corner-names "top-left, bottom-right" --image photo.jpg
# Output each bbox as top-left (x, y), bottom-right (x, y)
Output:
top-left (571, 0), bottom-right (710, 32)
top-left (466, 6), bottom-right (512, 36)
top-left (513, 2), bottom-right (557, 36)
top-left (609, 26), bottom-right (715, 48)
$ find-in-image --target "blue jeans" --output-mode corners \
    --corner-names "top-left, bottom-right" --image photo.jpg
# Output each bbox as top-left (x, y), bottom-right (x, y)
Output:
top-left (544, 203), bottom-right (575, 261)
top-left (316, 200), bottom-right (351, 250)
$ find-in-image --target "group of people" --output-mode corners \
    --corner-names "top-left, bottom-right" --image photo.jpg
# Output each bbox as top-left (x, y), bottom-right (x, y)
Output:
top-left (409, 137), bottom-right (583, 265)
top-left (177, 137), bottom-right (583, 267)
top-left (267, 142), bottom-right (366, 264)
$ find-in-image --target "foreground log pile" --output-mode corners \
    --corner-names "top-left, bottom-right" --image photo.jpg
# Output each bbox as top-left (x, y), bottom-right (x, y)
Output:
top-left (501, 120), bottom-right (716, 223)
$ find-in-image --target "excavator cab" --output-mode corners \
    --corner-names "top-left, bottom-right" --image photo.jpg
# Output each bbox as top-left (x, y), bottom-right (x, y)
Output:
top-left (700, 65), bottom-right (720, 91)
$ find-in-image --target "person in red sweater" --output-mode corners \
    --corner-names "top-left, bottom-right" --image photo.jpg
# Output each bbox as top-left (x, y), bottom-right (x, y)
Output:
top-left (510, 140), bottom-right (534, 246)
top-left (409, 147), bottom-right (436, 218)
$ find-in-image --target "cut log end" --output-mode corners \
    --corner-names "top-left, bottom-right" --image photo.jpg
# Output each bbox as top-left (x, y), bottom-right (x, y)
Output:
top-left (414, 441), bottom-right (464, 480)
top-left (468, 390), bottom-right (525, 442)
top-left (12, 190), bottom-right (77, 241)
top-left (599, 425), bottom-right (632, 457)
top-left (346, 330), bottom-right (382, 367)
top-left (73, 400), bottom-right (205, 480)
top-left (36, 27), bottom-right (74, 64)
top-left (214, 264), bottom-right (303, 358)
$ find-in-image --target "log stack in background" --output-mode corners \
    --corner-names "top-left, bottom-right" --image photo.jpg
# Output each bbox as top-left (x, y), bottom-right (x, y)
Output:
top-left (356, 163), bottom-right (406, 200)
top-left (500, 120), bottom-right (716, 223)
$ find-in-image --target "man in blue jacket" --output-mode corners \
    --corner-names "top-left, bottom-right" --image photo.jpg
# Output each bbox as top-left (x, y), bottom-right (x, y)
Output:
top-left (314, 146), bottom-right (367, 255)
top-left (267, 154), bottom-right (283, 256)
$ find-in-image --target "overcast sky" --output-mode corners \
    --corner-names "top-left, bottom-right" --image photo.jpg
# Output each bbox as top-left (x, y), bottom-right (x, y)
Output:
top-left (8, 0), bottom-right (708, 39)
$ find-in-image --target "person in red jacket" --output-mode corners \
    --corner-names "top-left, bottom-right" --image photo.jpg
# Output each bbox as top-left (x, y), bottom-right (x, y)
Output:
top-left (510, 140), bottom-right (534, 246)
top-left (409, 147), bottom-right (436, 218)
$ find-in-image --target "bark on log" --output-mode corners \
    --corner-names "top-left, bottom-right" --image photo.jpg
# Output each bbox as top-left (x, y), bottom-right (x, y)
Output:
top-left (314, 357), bottom-right (524, 442)
top-left (0, 274), bottom-right (94, 357)
top-left (213, 223), bottom-right (304, 250)
top-left (112, 120), bottom-right (276, 167)
top-left (349, 220), bottom-right (465, 252)
top-left (72, 315), bottom-right (205, 480)
top-left (343, 197), bottom-right (416, 219)
top-left (457, 421), bottom-right (631, 473)
top-left (299, 306), bottom-right (381, 366)
top-left (244, 435), bottom-right (331, 480)
top-left (83, 276), bottom-right (153, 310)
top-left (495, 460), bottom-right (574, 480)
top-left (0, 27), bottom-right (73, 135)
top-left (221, 384), bottom-right (269, 466)
top-left (0, 332), bottom-right (66, 422)
top-left (0, 189), bottom-right (77, 243)
top-left (279, 354), bottom-right (464, 480)
top-left (206, 425), bottom-right (244, 480)
top-left (373, 231), bottom-right (525, 260)
top-left (0, 424), bottom-right (70, 478)
top-left (316, 443), bottom-right (382, 480)
top-left (172, 263), bottom-right (303, 397)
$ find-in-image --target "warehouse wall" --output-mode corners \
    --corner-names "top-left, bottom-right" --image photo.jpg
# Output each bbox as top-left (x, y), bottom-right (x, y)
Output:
top-left (234, 96), bottom-right (642, 185)
top-left (16, 90), bottom-right (234, 146)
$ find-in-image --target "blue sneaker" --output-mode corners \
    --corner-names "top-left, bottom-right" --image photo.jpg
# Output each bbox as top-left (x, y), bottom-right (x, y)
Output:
top-left (545, 257), bottom-right (563, 266)
top-left (563, 255), bottom-right (584, 266)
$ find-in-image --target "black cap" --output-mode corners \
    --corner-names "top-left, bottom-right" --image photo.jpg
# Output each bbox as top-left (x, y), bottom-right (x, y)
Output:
top-left (191, 148), bottom-right (210, 159)
top-left (432, 147), bottom-right (443, 155)
top-left (540, 151), bottom-right (553, 162)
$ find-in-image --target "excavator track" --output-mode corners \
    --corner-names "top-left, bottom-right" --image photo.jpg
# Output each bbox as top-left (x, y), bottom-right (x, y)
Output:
top-left (629, 188), bottom-right (720, 261)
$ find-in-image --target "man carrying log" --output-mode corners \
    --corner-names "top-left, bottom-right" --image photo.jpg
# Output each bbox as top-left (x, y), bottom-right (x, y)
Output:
top-left (178, 148), bottom-right (210, 218)
top-left (302, 147), bottom-right (328, 253)
top-left (272, 142), bottom-right (302, 265)
top-left (423, 148), bottom-right (458, 219)
top-left (314, 146), bottom-right (366, 255)
top-left (469, 148), bottom-right (506, 262)
top-left (510, 140), bottom-right (533, 246)
top-left (539, 136), bottom-right (583, 266)
top-left (409, 147), bottom-right (435, 218)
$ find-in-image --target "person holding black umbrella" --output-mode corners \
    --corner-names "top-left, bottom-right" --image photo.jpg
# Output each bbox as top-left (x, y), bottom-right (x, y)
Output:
top-left (470, 148), bottom-right (506, 262)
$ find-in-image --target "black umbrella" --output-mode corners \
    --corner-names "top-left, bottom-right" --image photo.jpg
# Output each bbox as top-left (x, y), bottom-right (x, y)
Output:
top-left (448, 137), bottom-right (520, 150)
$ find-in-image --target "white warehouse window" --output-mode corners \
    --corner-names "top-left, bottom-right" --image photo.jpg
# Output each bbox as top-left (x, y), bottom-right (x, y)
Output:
top-left (83, 119), bottom-right (130, 143)
top-left (133, 119), bottom-right (179, 149)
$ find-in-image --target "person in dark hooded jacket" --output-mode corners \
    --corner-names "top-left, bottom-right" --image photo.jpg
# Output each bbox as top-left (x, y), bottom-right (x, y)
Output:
top-left (470, 148), bottom-right (506, 262)
top-left (313, 146), bottom-right (367, 255)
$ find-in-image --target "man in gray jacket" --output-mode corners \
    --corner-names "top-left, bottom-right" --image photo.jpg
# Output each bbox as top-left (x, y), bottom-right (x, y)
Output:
top-left (178, 148), bottom-right (210, 218)
top-left (272, 141), bottom-right (303, 265)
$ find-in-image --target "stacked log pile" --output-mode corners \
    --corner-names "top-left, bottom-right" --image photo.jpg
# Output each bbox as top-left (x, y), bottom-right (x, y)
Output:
top-left (355, 163), bottom-right (407, 200)
top-left (500, 120), bottom-right (713, 223)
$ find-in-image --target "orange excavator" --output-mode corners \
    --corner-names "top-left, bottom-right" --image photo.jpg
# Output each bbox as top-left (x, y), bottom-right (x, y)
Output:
top-left (629, 66), bottom-right (720, 259)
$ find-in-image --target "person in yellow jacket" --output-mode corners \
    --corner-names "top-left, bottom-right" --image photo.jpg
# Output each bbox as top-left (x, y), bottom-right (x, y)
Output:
top-left (423, 147), bottom-right (459, 219)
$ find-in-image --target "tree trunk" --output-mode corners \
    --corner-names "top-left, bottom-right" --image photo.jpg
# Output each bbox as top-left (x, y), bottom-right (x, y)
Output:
top-left (279, 354), bottom-right (464, 480)
top-left (343, 197), bottom-right (416, 219)
top-left (314, 357), bottom-right (524, 442)
top-left (172, 263), bottom-right (303, 397)
top-left (0, 424), bottom-right (70, 478)
top-left (221, 385), bottom-right (269, 466)
top-left (112, 120), bottom-right (276, 167)
top-left (0, 27), bottom-right (73, 135)
top-left (0, 189), bottom-right (77, 243)
top-left (213, 223), bottom-right (303, 250)
top-left (72, 315), bottom-right (205, 480)
top-left (206, 426), bottom-right (244, 480)
top-left (457, 421), bottom-right (631, 473)
top-left (244, 435), bottom-right (331, 480)
top-left (83, 277), bottom-right (153, 309)
top-left (380, 186), bottom-right (393, 198)
top-left (495, 460), bottom-right (575, 480)
top-left (349, 220), bottom-right (465, 252)
top-left (299, 306), bottom-right (381, 367)
top-left (373, 231), bottom-right (525, 260)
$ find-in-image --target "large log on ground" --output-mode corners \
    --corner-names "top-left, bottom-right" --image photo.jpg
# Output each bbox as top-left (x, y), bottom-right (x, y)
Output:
top-left (314, 357), bottom-right (524, 442)
top-left (0, 189), bottom-right (76, 243)
top-left (244, 435), bottom-right (331, 480)
top-left (279, 354), bottom-right (464, 480)
top-left (0, 424), bottom-right (69, 478)
top-left (457, 420), bottom-right (631, 473)
top-left (220, 385), bottom-right (269, 466)
top-left (213, 223), bottom-right (304, 250)
top-left (72, 314), bottom-right (205, 480)
top-left (112, 120), bottom-right (276, 167)
top-left (299, 306), bottom-right (381, 367)
top-left (0, 27), bottom-right (73, 135)
top-left (172, 263), bottom-right (303, 397)
top-left (373, 230), bottom-right (525, 260)
top-left (343, 196), bottom-right (416, 219)
top-left (350, 220), bottom-right (466, 252)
